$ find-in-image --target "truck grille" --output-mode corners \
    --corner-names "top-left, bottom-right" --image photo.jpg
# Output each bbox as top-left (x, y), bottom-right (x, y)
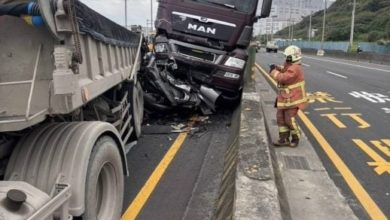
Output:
top-left (177, 45), bottom-right (215, 62)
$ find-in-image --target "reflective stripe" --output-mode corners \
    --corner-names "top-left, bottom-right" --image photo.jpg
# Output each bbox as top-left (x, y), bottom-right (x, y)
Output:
top-left (277, 97), bottom-right (308, 108)
top-left (279, 81), bottom-right (305, 94)
top-left (290, 117), bottom-right (301, 138)
top-left (279, 126), bottom-right (290, 132)
top-left (287, 81), bottom-right (305, 90)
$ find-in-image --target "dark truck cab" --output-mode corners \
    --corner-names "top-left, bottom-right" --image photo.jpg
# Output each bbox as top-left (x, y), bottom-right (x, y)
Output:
top-left (154, 0), bottom-right (272, 98)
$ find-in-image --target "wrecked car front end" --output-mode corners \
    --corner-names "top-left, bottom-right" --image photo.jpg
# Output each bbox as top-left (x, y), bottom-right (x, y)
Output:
top-left (140, 53), bottom-right (224, 114)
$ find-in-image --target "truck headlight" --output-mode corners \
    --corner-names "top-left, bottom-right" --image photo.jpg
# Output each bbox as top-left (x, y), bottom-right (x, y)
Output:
top-left (224, 57), bottom-right (246, 69)
top-left (155, 43), bottom-right (169, 53)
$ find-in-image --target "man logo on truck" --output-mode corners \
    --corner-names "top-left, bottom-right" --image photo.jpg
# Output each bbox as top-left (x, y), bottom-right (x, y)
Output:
top-left (188, 23), bottom-right (216, 35)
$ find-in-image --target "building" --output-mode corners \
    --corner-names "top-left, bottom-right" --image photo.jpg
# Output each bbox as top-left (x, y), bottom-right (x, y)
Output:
top-left (255, 0), bottom-right (335, 37)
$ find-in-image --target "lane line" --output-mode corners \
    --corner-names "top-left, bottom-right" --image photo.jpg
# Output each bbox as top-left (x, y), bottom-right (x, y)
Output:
top-left (302, 63), bottom-right (311, 67)
top-left (304, 55), bottom-right (390, 73)
top-left (314, 107), bottom-right (331, 111)
top-left (255, 63), bottom-right (387, 220)
top-left (121, 117), bottom-right (197, 220)
top-left (326, 71), bottom-right (348, 79)
top-left (334, 107), bottom-right (352, 110)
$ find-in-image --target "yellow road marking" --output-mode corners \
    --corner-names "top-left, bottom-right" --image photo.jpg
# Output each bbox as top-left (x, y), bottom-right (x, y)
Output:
top-left (383, 139), bottom-right (390, 148)
top-left (342, 113), bottom-right (371, 129)
top-left (320, 113), bottom-right (347, 128)
top-left (121, 117), bottom-right (197, 220)
top-left (314, 107), bottom-right (331, 111)
top-left (353, 139), bottom-right (390, 175)
top-left (255, 63), bottom-right (387, 220)
top-left (334, 107), bottom-right (352, 110)
top-left (371, 140), bottom-right (390, 157)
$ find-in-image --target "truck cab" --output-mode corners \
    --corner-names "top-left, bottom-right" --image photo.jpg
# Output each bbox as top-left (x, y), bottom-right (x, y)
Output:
top-left (154, 0), bottom-right (272, 98)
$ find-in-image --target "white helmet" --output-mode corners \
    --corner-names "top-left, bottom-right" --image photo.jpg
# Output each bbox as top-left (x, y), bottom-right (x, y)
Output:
top-left (284, 45), bottom-right (302, 62)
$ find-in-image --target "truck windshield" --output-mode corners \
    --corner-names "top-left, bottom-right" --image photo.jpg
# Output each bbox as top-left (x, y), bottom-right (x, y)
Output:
top-left (190, 0), bottom-right (257, 13)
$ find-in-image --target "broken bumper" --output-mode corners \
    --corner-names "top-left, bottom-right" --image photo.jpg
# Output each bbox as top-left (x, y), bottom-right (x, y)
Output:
top-left (155, 39), bottom-right (247, 94)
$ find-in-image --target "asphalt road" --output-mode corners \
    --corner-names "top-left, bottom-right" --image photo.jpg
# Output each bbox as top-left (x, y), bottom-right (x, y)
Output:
top-left (256, 51), bottom-right (390, 219)
top-left (121, 107), bottom-right (239, 220)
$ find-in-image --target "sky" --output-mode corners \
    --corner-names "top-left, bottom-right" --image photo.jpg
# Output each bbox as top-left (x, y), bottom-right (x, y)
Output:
top-left (80, 0), bottom-right (158, 27)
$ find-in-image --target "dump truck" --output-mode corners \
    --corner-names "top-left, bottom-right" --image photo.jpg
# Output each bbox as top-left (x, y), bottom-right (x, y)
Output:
top-left (0, 0), bottom-right (144, 219)
top-left (150, 0), bottom-right (272, 106)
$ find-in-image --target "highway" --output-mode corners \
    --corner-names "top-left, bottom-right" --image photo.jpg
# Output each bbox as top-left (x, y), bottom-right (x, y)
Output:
top-left (121, 109), bottom-right (239, 220)
top-left (256, 51), bottom-right (390, 219)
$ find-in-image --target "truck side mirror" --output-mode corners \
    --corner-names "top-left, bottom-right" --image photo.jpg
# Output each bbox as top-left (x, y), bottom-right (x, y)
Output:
top-left (254, 0), bottom-right (273, 22)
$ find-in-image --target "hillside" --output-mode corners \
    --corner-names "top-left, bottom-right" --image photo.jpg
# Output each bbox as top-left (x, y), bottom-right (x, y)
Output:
top-left (275, 0), bottom-right (390, 43)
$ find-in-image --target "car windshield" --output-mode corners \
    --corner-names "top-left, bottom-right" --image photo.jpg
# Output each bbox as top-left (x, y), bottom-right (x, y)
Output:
top-left (190, 0), bottom-right (258, 13)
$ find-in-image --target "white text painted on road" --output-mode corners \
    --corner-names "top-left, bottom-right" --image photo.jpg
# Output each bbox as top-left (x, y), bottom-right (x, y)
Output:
top-left (350, 91), bottom-right (390, 103)
top-left (304, 55), bottom-right (390, 73)
top-left (326, 71), bottom-right (348, 79)
top-left (382, 108), bottom-right (390, 114)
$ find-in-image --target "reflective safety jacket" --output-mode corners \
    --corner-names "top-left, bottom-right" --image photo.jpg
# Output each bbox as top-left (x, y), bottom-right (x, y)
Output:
top-left (271, 63), bottom-right (308, 110)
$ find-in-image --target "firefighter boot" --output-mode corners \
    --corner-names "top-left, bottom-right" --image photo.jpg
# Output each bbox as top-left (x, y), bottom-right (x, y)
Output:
top-left (273, 132), bottom-right (290, 147)
top-left (290, 134), bottom-right (300, 148)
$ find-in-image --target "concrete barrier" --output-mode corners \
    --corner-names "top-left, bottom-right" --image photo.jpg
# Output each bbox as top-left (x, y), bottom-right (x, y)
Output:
top-left (215, 46), bottom-right (284, 220)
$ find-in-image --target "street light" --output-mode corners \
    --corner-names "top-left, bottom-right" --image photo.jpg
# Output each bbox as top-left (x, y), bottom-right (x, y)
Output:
top-left (350, 0), bottom-right (356, 49)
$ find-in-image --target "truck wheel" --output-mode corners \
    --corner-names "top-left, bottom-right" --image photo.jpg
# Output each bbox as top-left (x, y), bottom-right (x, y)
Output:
top-left (84, 136), bottom-right (124, 220)
top-left (130, 80), bottom-right (144, 140)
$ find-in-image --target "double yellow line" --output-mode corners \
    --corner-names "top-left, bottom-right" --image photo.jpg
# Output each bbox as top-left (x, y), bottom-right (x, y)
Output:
top-left (255, 63), bottom-right (387, 220)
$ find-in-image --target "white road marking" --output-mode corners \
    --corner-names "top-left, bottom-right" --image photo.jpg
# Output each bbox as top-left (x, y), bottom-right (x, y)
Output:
top-left (302, 63), bottom-right (311, 67)
top-left (326, 71), bottom-right (348, 79)
top-left (304, 55), bottom-right (390, 73)
top-left (382, 108), bottom-right (390, 114)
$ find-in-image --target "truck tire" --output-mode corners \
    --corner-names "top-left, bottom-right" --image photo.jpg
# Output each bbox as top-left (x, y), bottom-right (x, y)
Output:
top-left (83, 136), bottom-right (124, 220)
top-left (5, 122), bottom-right (128, 218)
top-left (130, 80), bottom-right (144, 140)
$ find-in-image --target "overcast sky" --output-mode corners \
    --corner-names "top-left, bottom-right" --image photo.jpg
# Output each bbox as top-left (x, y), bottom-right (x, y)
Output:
top-left (81, 0), bottom-right (158, 27)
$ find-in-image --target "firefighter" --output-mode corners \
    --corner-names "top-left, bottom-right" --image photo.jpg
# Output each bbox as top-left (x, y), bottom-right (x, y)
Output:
top-left (270, 45), bottom-right (308, 147)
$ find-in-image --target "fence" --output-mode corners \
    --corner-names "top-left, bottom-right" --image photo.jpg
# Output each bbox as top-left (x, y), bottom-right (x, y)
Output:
top-left (276, 41), bottom-right (390, 55)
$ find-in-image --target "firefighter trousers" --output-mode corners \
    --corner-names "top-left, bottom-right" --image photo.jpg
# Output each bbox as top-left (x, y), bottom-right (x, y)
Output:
top-left (276, 107), bottom-right (300, 137)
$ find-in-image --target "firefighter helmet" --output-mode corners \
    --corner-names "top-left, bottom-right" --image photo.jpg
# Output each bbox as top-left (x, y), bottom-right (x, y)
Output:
top-left (284, 45), bottom-right (302, 62)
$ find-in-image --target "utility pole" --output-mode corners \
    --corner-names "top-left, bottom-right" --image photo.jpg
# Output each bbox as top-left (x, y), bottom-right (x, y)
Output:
top-left (291, 20), bottom-right (294, 41)
top-left (321, 0), bottom-right (327, 49)
top-left (308, 11), bottom-right (312, 41)
top-left (289, 2), bottom-right (292, 42)
top-left (150, 0), bottom-right (154, 33)
top-left (125, 0), bottom-right (128, 28)
top-left (350, 0), bottom-right (356, 48)
top-left (271, 15), bottom-right (277, 41)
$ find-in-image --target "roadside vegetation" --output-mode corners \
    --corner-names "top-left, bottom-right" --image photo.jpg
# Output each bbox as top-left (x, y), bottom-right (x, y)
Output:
top-left (274, 0), bottom-right (390, 45)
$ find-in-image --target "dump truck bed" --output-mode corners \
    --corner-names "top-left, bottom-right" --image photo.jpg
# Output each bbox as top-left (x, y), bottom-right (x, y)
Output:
top-left (0, 0), bottom-right (143, 132)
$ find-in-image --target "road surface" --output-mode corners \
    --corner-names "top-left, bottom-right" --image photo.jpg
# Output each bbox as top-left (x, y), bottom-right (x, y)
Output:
top-left (256, 51), bottom-right (390, 219)
top-left (121, 108), bottom-right (239, 220)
